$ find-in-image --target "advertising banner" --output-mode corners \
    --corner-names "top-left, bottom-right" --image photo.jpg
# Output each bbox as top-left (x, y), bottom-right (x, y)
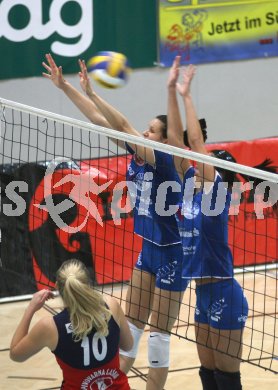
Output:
top-left (159, 0), bottom-right (278, 66)
top-left (0, 155), bottom-right (142, 298)
top-left (0, 0), bottom-right (156, 80)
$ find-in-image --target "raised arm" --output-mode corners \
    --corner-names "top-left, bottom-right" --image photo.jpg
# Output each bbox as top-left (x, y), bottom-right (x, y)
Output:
top-left (79, 60), bottom-right (156, 165)
top-left (177, 65), bottom-right (215, 183)
top-left (42, 54), bottom-right (110, 129)
top-left (10, 290), bottom-right (56, 362)
top-left (167, 56), bottom-right (190, 179)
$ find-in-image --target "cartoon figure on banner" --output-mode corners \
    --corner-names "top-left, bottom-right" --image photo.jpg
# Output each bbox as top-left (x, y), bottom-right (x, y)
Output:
top-left (166, 10), bottom-right (208, 62)
top-left (182, 10), bottom-right (208, 61)
top-left (166, 24), bottom-right (185, 54)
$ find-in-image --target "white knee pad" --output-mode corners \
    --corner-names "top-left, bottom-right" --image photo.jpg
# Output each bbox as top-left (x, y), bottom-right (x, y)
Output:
top-left (120, 321), bottom-right (144, 359)
top-left (148, 332), bottom-right (170, 368)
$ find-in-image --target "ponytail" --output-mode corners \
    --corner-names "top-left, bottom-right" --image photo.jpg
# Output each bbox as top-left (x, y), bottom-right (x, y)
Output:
top-left (56, 259), bottom-right (111, 341)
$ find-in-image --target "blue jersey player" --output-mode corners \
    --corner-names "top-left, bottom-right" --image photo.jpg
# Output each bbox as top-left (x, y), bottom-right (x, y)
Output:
top-left (81, 73), bottom-right (189, 390)
top-left (167, 57), bottom-right (248, 390)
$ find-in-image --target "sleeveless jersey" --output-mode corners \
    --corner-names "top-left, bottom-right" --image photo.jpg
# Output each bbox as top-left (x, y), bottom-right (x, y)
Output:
top-left (52, 309), bottom-right (130, 390)
top-left (126, 144), bottom-right (181, 246)
top-left (176, 166), bottom-right (233, 279)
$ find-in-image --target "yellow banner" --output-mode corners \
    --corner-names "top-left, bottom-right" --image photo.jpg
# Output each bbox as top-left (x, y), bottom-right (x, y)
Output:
top-left (159, 0), bottom-right (278, 65)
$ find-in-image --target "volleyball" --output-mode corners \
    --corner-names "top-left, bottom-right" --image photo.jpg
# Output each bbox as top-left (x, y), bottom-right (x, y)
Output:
top-left (87, 51), bottom-right (131, 89)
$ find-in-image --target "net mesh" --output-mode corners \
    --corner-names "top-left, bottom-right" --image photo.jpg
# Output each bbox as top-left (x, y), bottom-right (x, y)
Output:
top-left (0, 98), bottom-right (277, 373)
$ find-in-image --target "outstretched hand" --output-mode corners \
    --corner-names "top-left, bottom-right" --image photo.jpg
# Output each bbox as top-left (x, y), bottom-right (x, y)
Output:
top-left (42, 53), bottom-right (66, 89)
top-left (78, 59), bottom-right (93, 96)
top-left (167, 55), bottom-right (181, 89)
top-left (176, 64), bottom-right (196, 97)
top-left (28, 289), bottom-right (55, 314)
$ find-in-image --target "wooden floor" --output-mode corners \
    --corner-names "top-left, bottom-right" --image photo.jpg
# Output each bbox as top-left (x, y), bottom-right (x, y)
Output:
top-left (1, 271), bottom-right (277, 390)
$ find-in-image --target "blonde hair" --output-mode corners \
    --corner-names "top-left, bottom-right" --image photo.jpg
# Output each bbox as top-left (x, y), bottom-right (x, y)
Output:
top-left (56, 259), bottom-right (111, 341)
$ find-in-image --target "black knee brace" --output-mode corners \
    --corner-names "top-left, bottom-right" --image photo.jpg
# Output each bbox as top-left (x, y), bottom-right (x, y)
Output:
top-left (199, 366), bottom-right (218, 390)
top-left (214, 369), bottom-right (242, 390)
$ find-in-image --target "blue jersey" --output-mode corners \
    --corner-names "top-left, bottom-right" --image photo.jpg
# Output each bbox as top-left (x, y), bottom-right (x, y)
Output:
top-left (52, 309), bottom-right (130, 389)
top-left (126, 144), bottom-right (181, 246)
top-left (176, 166), bottom-right (233, 279)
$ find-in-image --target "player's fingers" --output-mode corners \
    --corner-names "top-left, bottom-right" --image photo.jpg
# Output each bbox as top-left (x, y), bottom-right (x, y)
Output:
top-left (189, 64), bottom-right (196, 74)
top-left (42, 62), bottom-right (51, 72)
top-left (174, 56), bottom-right (181, 67)
top-left (78, 59), bottom-right (83, 70)
top-left (42, 72), bottom-right (51, 79)
top-left (46, 53), bottom-right (58, 70)
top-left (82, 61), bottom-right (87, 74)
top-left (82, 61), bottom-right (88, 76)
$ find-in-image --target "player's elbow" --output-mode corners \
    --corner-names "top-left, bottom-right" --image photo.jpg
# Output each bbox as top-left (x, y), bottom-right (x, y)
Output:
top-left (120, 121), bottom-right (133, 135)
top-left (167, 134), bottom-right (184, 149)
top-left (188, 136), bottom-right (204, 151)
top-left (120, 335), bottom-right (134, 352)
top-left (126, 336), bottom-right (134, 352)
top-left (9, 349), bottom-right (26, 362)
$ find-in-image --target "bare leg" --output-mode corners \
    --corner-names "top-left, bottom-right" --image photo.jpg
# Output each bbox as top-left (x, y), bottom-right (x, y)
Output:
top-left (210, 327), bottom-right (243, 372)
top-left (146, 367), bottom-right (169, 390)
top-left (195, 324), bottom-right (244, 389)
top-left (120, 354), bottom-right (136, 375)
top-left (210, 327), bottom-right (244, 389)
top-left (120, 268), bottom-right (155, 374)
top-left (195, 322), bottom-right (215, 370)
top-left (146, 287), bottom-right (185, 390)
top-left (195, 322), bottom-right (218, 390)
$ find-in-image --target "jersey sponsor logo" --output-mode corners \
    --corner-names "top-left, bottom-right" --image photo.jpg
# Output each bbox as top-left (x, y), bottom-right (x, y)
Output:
top-left (195, 306), bottom-right (200, 316)
top-left (182, 245), bottom-right (196, 255)
top-left (136, 196), bottom-right (152, 217)
top-left (136, 252), bottom-right (142, 266)
top-left (238, 314), bottom-right (248, 323)
top-left (182, 201), bottom-right (200, 220)
top-left (127, 164), bottom-right (135, 177)
top-left (135, 172), bottom-right (146, 181)
top-left (178, 227), bottom-right (199, 237)
top-left (157, 259), bottom-right (177, 284)
top-left (208, 298), bottom-right (228, 322)
top-left (81, 368), bottom-right (119, 390)
top-left (65, 322), bottom-right (73, 334)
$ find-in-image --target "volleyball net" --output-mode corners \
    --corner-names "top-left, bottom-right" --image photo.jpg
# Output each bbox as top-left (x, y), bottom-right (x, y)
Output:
top-left (0, 98), bottom-right (277, 373)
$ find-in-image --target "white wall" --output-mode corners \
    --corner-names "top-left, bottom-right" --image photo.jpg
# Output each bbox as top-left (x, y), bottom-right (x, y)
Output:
top-left (1, 56), bottom-right (278, 144)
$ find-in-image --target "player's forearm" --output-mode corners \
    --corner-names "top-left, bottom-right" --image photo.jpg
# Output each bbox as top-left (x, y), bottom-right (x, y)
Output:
top-left (86, 90), bottom-right (154, 162)
top-left (184, 94), bottom-right (214, 181)
top-left (183, 94), bottom-right (204, 147)
top-left (10, 306), bottom-right (34, 355)
top-left (61, 83), bottom-right (110, 127)
top-left (167, 87), bottom-right (184, 148)
top-left (87, 90), bottom-right (133, 134)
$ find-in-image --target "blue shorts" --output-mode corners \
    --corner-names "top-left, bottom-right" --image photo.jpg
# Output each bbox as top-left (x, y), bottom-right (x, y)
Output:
top-left (135, 240), bottom-right (188, 292)
top-left (195, 279), bottom-right (248, 330)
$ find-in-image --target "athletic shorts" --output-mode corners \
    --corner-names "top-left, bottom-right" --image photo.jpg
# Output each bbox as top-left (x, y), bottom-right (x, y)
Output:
top-left (195, 278), bottom-right (248, 330)
top-left (135, 239), bottom-right (188, 292)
